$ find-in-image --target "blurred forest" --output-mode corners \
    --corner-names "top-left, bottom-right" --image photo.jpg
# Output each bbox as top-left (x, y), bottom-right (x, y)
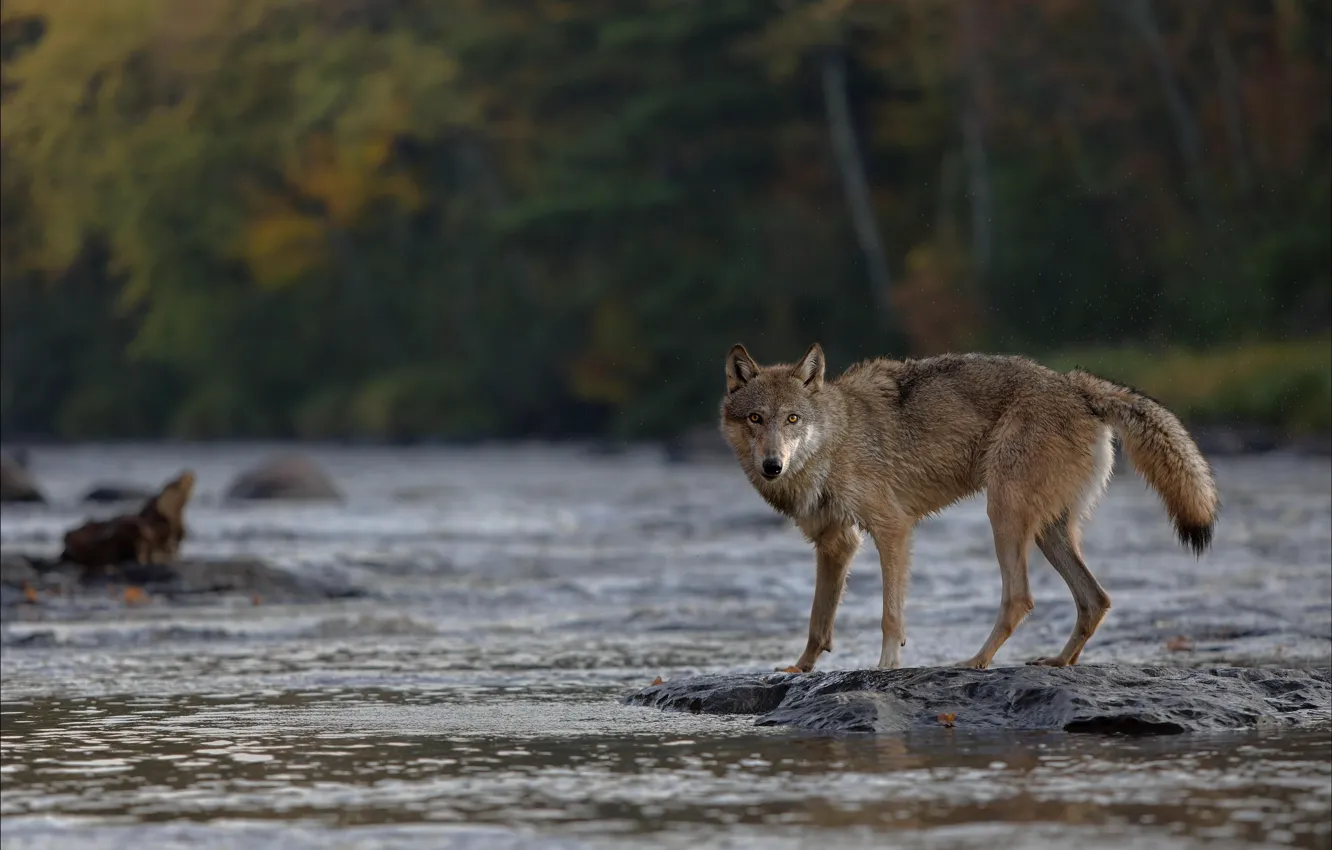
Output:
top-left (1, 0), bottom-right (1328, 441)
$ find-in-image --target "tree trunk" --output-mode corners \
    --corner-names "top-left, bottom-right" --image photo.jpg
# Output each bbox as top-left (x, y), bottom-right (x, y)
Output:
top-left (820, 49), bottom-right (892, 323)
top-left (1122, 0), bottom-right (1215, 228)
top-left (1210, 26), bottom-right (1253, 194)
top-left (958, 2), bottom-right (992, 285)
top-left (457, 137), bottom-right (538, 302)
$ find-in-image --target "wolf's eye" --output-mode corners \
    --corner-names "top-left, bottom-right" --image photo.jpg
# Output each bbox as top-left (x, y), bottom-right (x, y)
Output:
top-left (748, 413), bottom-right (762, 424)
top-left (787, 414), bottom-right (800, 424)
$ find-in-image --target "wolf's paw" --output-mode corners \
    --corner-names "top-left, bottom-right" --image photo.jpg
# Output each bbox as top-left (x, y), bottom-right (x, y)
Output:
top-left (952, 656), bottom-right (990, 670)
top-left (876, 642), bottom-right (903, 670)
top-left (1026, 656), bottom-right (1071, 668)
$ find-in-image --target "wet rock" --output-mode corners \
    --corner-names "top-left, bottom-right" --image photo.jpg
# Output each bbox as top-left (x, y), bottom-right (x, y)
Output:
top-left (81, 483), bottom-right (154, 504)
top-left (112, 558), bottom-right (364, 602)
top-left (0, 554), bottom-right (42, 586)
top-left (1, 451), bottom-right (45, 503)
top-left (0, 555), bottom-right (42, 608)
top-left (625, 665), bottom-right (1332, 735)
top-left (0, 552), bottom-right (364, 617)
top-left (63, 470), bottom-right (195, 569)
top-left (224, 454), bottom-right (343, 502)
top-left (2, 630), bottom-right (56, 648)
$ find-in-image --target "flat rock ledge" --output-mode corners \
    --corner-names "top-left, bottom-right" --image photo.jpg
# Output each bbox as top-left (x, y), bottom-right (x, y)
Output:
top-left (1, 553), bottom-right (364, 616)
top-left (624, 665), bottom-right (1332, 735)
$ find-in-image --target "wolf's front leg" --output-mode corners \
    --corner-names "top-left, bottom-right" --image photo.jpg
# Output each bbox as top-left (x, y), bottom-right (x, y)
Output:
top-left (784, 522), bottom-right (861, 673)
top-left (869, 520), bottom-right (912, 669)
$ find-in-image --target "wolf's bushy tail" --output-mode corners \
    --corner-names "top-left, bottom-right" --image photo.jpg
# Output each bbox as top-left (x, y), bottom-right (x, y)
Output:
top-left (1068, 371), bottom-right (1219, 555)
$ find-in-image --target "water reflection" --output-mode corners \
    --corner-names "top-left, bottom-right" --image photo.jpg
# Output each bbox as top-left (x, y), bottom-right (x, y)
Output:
top-left (3, 692), bottom-right (1329, 849)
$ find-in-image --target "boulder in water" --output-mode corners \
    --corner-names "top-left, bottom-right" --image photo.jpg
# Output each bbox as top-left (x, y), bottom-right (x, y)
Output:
top-left (81, 483), bottom-right (155, 504)
top-left (625, 665), bottom-right (1332, 735)
top-left (0, 552), bottom-right (365, 614)
top-left (224, 454), bottom-right (342, 502)
top-left (1, 451), bottom-right (44, 503)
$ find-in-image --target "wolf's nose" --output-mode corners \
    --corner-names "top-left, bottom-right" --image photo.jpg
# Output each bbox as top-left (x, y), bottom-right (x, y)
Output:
top-left (761, 458), bottom-right (783, 478)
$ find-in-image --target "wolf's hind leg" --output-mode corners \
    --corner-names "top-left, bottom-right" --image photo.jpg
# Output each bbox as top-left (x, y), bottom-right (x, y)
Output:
top-left (785, 522), bottom-right (861, 673)
top-left (959, 415), bottom-right (1104, 670)
top-left (956, 497), bottom-right (1037, 670)
top-left (1028, 514), bottom-right (1111, 667)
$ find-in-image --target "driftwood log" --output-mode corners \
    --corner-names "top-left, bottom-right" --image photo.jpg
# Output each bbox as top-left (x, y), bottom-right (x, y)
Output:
top-left (60, 471), bottom-right (196, 571)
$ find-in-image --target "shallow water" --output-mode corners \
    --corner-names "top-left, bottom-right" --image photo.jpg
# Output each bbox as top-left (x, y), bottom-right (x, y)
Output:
top-left (2, 443), bottom-right (1330, 848)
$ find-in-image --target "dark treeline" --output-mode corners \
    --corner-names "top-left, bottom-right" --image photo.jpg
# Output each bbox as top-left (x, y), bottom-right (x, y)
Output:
top-left (1, 0), bottom-right (1328, 441)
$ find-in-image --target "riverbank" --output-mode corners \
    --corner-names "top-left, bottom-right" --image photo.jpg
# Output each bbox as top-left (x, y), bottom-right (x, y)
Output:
top-left (3, 341), bottom-right (1328, 457)
top-left (1042, 338), bottom-right (1331, 441)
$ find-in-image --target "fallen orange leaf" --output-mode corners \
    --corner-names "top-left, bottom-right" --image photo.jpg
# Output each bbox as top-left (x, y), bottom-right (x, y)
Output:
top-left (650, 676), bottom-right (663, 686)
top-left (1164, 635), bottom-right (1193, 652)
top-left (937, 712), bottom-right (957, 727)
top-left (123, 586), bottom-right (148, 606)
top-left (21, 581), bottom-right (38, 604)
top-left (781, 665), bottom-right (803, 674)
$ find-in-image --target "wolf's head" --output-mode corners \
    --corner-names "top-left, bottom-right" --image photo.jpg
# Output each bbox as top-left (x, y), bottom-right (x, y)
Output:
top-left (719, 343), bottom-right (828, 482)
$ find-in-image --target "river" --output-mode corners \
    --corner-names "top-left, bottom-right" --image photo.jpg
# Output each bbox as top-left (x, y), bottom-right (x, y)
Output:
top-left (2, 443), bottom-right (1329, 849)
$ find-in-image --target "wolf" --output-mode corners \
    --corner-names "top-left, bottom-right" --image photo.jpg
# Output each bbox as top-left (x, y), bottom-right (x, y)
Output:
top-left (719, 343), bottom-right (1218, 672)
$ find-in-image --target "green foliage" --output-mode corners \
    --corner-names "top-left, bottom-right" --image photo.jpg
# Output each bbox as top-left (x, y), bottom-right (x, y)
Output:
top-left (1045, 340), bottom-right (1332, 436)
top-left (0, 0), bottom-right (1328, 440)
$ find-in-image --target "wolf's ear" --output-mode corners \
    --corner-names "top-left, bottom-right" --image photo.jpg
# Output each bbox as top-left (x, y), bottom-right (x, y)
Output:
top-left (726, 344), bottom-right (759, 394)
top-left (794, 343), bottom-right (825, 389)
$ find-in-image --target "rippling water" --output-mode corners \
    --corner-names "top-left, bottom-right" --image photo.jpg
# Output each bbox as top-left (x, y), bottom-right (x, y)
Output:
top-left (2, 443), bottom-right (1330, 849)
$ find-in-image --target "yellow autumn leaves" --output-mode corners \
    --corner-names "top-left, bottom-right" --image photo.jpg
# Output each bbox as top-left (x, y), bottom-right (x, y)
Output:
top-left (1, 0), bottom-right (454, 293)
top-left (238, 132), bottom-right (423, 289)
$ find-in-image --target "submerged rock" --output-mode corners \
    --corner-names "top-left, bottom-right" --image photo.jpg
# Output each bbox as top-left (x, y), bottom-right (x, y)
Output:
top-left (625, 665), bottom-right (1332, 735)
top-left (106, 558), bottom-right (362, 603)
top-left (0, 556), bottom-right (41, 607)
top-left (224, 454), bottom-right (343, 502)
top-left (1, 451), bottom-right (45, 503)
top-left (81, 483), bottom-right (155, 504)
top-left (0, 552), bottom-right (363, 617)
